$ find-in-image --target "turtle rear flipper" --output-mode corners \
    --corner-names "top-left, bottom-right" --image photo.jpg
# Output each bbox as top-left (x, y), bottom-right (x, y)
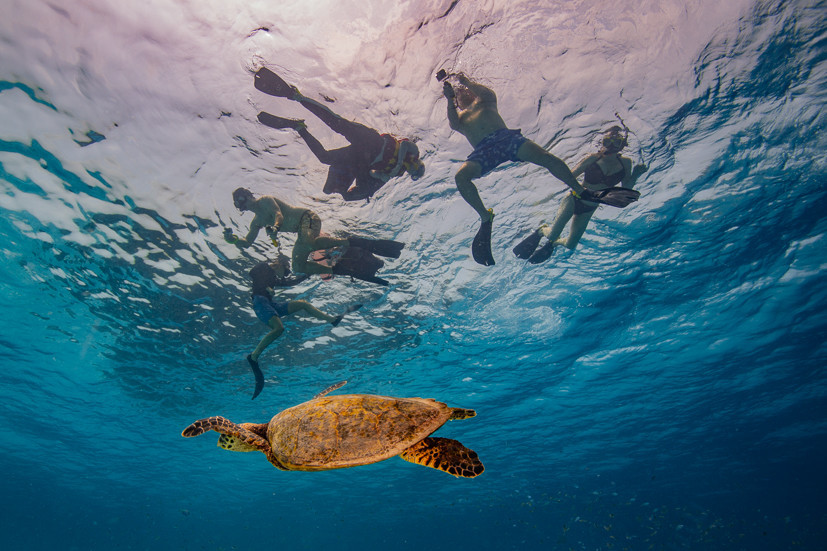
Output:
top-left (182, 416), bottom-right (270, 453)
top-left (399, 437), bottom-right (484, 478)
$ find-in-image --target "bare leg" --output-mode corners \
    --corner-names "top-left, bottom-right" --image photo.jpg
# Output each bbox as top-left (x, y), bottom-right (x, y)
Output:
top-left (516, 141), bottom-right (585, 195)
top-left (543, 194), bottom-right (576, 243)
top-left (251, 316), bottom-right (285, 362)
top-left (287, 300), bottom-right (336, 323)
top-left (294, 93), bottom-right (383, 152)
top-left (454, 161), bottom-right (491, 221)
top-left (556, 211), bottom-right (595, 249)
top-left (291, 213), bottom-right (349, 275)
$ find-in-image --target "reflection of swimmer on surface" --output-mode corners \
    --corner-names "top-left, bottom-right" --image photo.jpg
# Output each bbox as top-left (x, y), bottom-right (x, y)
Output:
top-left (440, 72), bottom-right (586, 267)
top-left (254, 67), bottom-right (425, 202)
top-left (245, 259), bottom-right (362, 399)
top-left (225, 188), bottom-right (404, 285)
top-left (513, 126), bottom-right (648, 264)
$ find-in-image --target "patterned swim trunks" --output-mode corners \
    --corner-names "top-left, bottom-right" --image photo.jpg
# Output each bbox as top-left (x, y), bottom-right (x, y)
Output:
top-left (252, 294), bottom-right (290, 325)
top-left (466, 128), bottom-right (527, 176)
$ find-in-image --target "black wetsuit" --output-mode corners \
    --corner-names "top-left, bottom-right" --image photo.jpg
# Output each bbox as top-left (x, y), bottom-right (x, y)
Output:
top-left (297, 101), bottom-right (395, 201)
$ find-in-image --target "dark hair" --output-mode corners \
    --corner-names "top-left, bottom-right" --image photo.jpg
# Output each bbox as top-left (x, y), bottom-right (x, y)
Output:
top-left (233, 187), bottom-right (253, 202)
top-left (249, 262), bottom-right (275, 297)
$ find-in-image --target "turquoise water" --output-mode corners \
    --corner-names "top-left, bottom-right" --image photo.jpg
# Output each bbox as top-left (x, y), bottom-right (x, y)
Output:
top-left (1, 0), bottom-right (825, 549)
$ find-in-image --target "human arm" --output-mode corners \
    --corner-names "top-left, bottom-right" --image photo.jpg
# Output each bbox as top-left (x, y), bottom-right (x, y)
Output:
top-left (223, 225), bottom-right (260, 248)
top-left (571, 154), bottom-right (600, 178)
top-left (454, 74), bottom-right (497, 104)
top-left (443, 82), bottom-right (461, 130)
top-left (271, 273), bottom-right (310, 287)
top-left (623, 159), bottom-right (648, 188)
top-left (531, 154), bottom-right (595, 206)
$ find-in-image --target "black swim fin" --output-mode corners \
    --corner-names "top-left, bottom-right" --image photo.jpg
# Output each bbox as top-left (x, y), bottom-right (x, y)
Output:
top-left (254, 67), bottom-right (297, 98)
top-left (472, 214), bottom-right (495, 266)
top-left (347, 236), bottom-right (404, 259)
top-left (258, 112), bottom-right (304, 130)
top-left (513, 227), bottom-right (543, 259)
top-left (247, 355), bottom-right (265, 400)
top-left (332, 263), bottom-right (390, 286)
top-left (332, 303), bottom-right (363, 326)
top-left (528, 241), bottom-right (555, 264)
top-left (581, 187), bottom-right (640, 208)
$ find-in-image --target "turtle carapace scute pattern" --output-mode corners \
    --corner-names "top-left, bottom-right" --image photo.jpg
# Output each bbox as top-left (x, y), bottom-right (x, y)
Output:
top-left (181, 382), bottom-right (484, 478)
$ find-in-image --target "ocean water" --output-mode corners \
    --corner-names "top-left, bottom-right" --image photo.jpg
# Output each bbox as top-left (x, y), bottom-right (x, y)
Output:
top-left (1, 0), bottom-right (825, 549)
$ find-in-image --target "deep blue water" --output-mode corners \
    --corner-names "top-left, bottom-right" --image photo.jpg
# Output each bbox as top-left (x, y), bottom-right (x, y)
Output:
top-left (1, 0), bottom-right (826, 549)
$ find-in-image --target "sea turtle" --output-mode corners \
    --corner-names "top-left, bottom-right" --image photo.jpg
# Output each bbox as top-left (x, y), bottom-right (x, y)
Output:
top-left (181, 381), bottom-right (484, 478)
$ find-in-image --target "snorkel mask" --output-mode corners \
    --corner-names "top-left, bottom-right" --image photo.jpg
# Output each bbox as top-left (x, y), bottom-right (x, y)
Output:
top-left (602, 126), bottom-right (628, 153)
top-left (232, 187), bottom-right (253, 211)
top-left (404, 156), bottom-right (425, 181)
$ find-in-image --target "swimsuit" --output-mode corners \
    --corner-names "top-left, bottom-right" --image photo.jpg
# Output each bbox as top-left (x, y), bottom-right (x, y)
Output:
top-left (466, 128), bottom-right (527, 176)
top-left (252, 294), bottom-right (290, 325)
top-left (573, 154), bottom-right (627, 215)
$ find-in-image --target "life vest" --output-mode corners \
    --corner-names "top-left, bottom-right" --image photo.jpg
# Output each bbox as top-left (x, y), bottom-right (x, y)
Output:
top-left (370, 134), bottom-right (409, 174)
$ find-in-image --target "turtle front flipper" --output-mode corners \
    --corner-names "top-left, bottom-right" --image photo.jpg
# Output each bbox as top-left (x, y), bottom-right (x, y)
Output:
top-left (449, 407), bottom-right (476, 420)
top-left (399, 437), bottom-right (484, 478)
top-left (182, 416), bottom-right (270, 453)
top-left (217, 422), bottom-right (270, 452)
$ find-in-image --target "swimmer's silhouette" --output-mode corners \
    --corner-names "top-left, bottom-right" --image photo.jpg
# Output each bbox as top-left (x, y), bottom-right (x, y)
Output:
top-left (255, 67), bottom-right (425, 202)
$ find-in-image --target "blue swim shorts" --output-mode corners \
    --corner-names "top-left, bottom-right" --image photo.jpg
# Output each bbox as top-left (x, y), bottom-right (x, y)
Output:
top-left (466, 128), bottom-right (527, 176)
top-left (252, 294), bottom-right (290, 325)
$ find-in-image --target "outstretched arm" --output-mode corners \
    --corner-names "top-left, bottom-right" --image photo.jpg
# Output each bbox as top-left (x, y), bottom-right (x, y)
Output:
top-left (532, 154), bottom-right (595, 206)
top-left (455, 74), bottom-right (497, 104)
top-left (622, 158), bottom-right (648, 188)
top-left (235, 221), bottom-right (262, 249)
top-left (443, 82), bottom-right (461, 130)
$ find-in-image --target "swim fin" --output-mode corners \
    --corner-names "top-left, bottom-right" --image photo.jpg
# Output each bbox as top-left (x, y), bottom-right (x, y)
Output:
top-left (254, 67), bottom-right (299, 98)
top-left (527, 241), bottom-right (555, 264)
top-left (332, 303), bottom-right (363, 326)
top-left (247, 355), bottom-right (265, 400)
top-left (257, 111), bottom-right (305, 130)
top-left (472, 214), bottom-right (495, 266)
top-left (332, 263), bottom-right (389, 286)
top-left (347, 236), bottom-right (404, 259)
top-left (513, 227), bottom-right (544, 259)
top-left (581, 187), bottom-right (640, 208)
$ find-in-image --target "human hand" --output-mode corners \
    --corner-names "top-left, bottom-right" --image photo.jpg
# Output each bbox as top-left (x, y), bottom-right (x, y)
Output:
top-left (265, 226), bottom-right (279, 247)
top-left (442, 81), bottom-right (455, 99)
top-left (223, 227), bottom-right (239, 244)
top-left (633, 163), bottom-right (648, 176)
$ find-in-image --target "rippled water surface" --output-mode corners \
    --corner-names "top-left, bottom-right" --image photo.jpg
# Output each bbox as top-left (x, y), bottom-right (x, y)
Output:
top-left (1, 0), bottom-right (825, 549)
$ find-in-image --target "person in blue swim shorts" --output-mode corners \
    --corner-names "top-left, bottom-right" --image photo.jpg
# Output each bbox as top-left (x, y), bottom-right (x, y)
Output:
top-left (441, 73), bottom-right (586, 266)
top-left (245, 259), bottom-right (361, 399)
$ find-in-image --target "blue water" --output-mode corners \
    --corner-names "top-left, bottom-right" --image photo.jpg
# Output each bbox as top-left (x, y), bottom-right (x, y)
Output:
top-left (1, 0), bottom-right (825, 549)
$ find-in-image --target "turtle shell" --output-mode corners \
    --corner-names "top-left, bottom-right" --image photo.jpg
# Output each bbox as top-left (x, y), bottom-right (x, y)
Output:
top-left (267, 394), bottom-right (453, 471)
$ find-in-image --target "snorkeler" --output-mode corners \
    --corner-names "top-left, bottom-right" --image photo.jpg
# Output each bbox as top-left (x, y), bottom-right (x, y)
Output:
top-left (246, 259), bottom-right (361, 399)
top-left (254, 67), bottom-right (425, 202)
top-left (440, 72), bottom-right (639, 266)
top-left (225, 188), bottom-right (404, 283)
top-left (440, 72), bottom-right (584, 266)
top-left (512, 126), bottom-right (648, 263)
